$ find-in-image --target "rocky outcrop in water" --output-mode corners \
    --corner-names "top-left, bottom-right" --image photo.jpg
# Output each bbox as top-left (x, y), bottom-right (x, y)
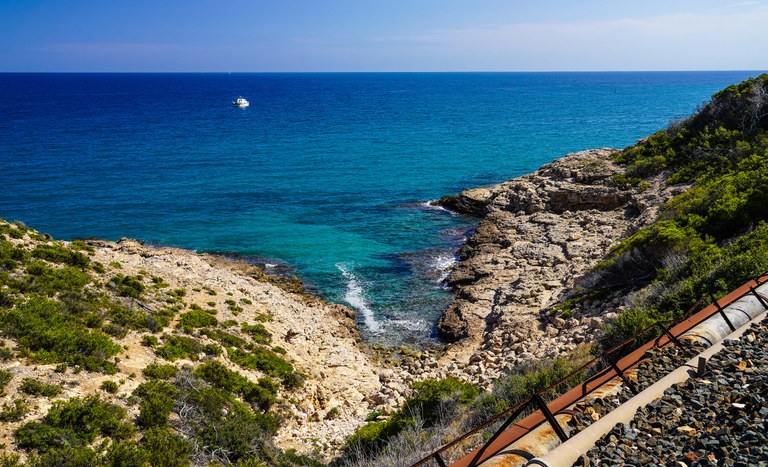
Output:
top-left (435, 149), bottom-right (686, 380)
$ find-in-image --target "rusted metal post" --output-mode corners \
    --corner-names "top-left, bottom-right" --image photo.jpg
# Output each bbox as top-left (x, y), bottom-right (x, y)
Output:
top-left (607, 359), bottom-right (638, 395)
top-left (656, 321), bottom-right (684, 350)
top-left (433, 453), bottom-right (448, 467)
top-left (697, 356), bottom-right (707, 376)
top-left (533, 395), bottom-right (569, 443)
top-left (465, 403), bottom-right (528, 466)
top-left (710, 293), bottom-right (736, 332)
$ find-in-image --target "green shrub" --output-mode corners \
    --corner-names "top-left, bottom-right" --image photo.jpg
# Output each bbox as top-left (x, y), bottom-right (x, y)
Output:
top-left (177, 308), bottom-right (218, 332)
top-left (242, 323), bottom-right (272, 344)
top-left (0, 369), bottom-right (12, 395)
top-left (0, 398), bottom-right (28, 422)
top-left (106, 303), bottom-right (150, 331)
top-left (1, 297), bottom-right (121, 373)
top-left (151, 276), bottom-right (169, 289)
top-left (31, 243), bottom-right (89, 268)
top-left (142, 362), bottom-right (179, 380)
top-left (155, 335), bottom-right (202, 361)
top-left (109, 274), bottom-right (144, 298)
top-left (0, 452), bottom-right (21, 467)
top-left (228, 347), bottom-right (295, 383)
top-left (141, 428), bottom-right (192, 467)
top-left (15, 395), bottom-right (134, 450)
top-left (194, 360), bottom-right (278, 412)
top-left (135, 380), bottom-right (177, 428)
top-left (0, 345), bottom-right (13, 361)
top-left (202, 343), bottom-right (222, 356)
top-left (0, 290), bottom-right (14, 308)
top-left (23, 264), bottom-right (92, 297)
top-left (199, 328), bottom-right (248, 349)
top-left (19, 378), bottom-right (62, 397)
top-left (142, 335), bottom-right (159, 347)
top-left (104, 441), bottom-right (148, 467)
top-left (100, 380), bottom-right (119, 394)
top-left (473, 356), bottom-right (588, 423)
top-left (28, 445), bottom-right (101, 467)
top-left (179, 386), bottom-right (278, 464)
top-left (345, 377), bottom-right (479, 453)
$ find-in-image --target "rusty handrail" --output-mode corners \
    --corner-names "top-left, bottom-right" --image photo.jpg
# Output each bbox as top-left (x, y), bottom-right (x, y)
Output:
top-left (411, 273), bottom-right (768, 467)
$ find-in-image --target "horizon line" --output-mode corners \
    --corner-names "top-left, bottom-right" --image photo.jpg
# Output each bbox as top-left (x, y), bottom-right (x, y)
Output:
top-left (1, 69), bottom-right (766, 74)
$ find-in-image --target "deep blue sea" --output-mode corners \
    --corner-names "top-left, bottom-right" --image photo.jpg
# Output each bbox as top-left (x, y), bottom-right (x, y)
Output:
top-left (0, 71), bottom-right (762, 344)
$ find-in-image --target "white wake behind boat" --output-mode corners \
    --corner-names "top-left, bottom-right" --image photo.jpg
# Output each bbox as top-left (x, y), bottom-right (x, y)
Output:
top-left (232, 96), bottom-right (249, 108)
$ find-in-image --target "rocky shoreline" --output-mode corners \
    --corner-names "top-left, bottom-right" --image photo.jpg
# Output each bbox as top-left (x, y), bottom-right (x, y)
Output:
top-left (0, 148), bottom-right (691, 461)
top-left (429, 148), bottom-right (689, 387)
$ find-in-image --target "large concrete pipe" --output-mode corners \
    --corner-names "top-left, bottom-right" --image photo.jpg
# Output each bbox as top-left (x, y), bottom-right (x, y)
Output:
top-left (523, 281), bottom-right (768, 467)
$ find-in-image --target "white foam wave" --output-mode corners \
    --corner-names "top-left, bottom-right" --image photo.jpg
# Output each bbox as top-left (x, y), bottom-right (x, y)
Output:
top-left (387, 318), bottom-right (430, 333)
top-left (420, 200), bottom-right (450, 212)
top-left (431, 252), bottom-right (457, 284)
top-left (336, 264), bottom-right (382, 333)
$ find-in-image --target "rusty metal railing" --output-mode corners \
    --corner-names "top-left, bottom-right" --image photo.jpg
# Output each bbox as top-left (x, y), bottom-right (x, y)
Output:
top-left (411, 273), bottom-right (768, 467)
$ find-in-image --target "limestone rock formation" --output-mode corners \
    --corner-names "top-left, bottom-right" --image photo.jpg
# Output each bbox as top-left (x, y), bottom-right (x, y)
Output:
top-left (435, 149), bottom-right (685, 379)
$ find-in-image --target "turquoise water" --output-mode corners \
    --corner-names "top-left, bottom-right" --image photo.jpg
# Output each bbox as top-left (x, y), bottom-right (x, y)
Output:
top-left (0, 71), bottom-right (762, 343)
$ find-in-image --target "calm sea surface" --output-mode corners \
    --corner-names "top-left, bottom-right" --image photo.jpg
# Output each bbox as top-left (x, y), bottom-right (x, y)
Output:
top-left (0, 71), bottom-right (762, 343)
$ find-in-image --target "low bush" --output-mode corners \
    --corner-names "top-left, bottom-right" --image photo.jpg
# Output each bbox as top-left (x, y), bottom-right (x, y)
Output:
top-left (177, 385), bottom-right (279, 464)
top-left (177, 308), bottom-right (218, 332)
top-left (0, 369), bottom-right (12, 395)
top-left (194, 360), bottom-right (278, 412)
top-left (242, 323), bottom-right (272, 344)
top-left (141, 428), bottom-right (192, 467)
top-left (199, 328), bottom-right (248, 349)
top-left (31, 243), bottom-right (89, 268)
top-left (100, 380), bottom-right (119, 394)
top-left (228, 347), bottom-right (296, 384)
top-left (344, 377), bottom-right (479, 454)
top-left (135, 380), bottom-right (177, 428)
top-left (109, 274), bottom-right (144, 299)
top-left (142, 362), bottom-right (179, 380)
top-left (0, 398), bottom-right (28, 422)
top-left (1, 297), bottom-right (121, 373)
top-left (15, 395), bottom-right (134, 451)
top-left (141, 335), bottom-right (159, 347)
top-left (155, 335), bottom-right (202, 361)
top-left (19, 378), bottom-right (62, 397)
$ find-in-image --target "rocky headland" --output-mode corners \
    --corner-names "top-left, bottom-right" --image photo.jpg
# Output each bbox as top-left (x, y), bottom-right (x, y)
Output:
top-left (431, 148), bottom-right (690, 386)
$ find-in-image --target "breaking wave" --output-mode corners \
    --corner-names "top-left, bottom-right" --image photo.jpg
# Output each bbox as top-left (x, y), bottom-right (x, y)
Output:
top-left (336, 264), bottom-right (382, 333)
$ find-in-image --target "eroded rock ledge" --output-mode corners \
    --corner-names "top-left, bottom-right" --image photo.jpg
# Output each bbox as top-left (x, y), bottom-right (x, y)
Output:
top-left (434, 149), bottom-right (687, 382)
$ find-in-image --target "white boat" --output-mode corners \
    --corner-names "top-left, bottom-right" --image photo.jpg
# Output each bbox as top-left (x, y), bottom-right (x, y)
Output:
top-left (232, 96), bottom-right (249, 108)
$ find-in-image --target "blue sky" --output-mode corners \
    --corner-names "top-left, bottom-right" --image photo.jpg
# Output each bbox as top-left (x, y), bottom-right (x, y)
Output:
top-left (1, 0), bottom-right (767, 71)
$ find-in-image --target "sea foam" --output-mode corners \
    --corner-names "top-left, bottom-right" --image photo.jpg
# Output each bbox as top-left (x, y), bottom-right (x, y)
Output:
top-left (337, 264), bottom-right (382, 333)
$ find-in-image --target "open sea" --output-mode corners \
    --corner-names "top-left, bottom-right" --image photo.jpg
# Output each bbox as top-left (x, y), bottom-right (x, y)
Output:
top-left (0, 71), bottom-right (762, 344)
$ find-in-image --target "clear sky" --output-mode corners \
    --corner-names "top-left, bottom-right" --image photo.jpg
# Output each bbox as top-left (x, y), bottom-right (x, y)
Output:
top-left (1, 0), bottom-right (767, 72)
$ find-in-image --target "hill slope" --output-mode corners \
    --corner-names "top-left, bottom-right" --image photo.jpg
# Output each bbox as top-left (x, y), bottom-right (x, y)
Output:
top-left (0, 221), bottom-right (385, 465)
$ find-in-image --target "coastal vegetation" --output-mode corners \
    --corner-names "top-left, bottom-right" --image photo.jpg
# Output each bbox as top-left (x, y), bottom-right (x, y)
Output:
top-left (591, 74), bottom-right (768, 348)
top-left (336, 74), bottom-right (768, 465)
top-left (0, 74), bottom-right (766, 466)
top-left (0, 221), bottom-right (319, 466)
top-left (337, 353), bottom-right (590, 466)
